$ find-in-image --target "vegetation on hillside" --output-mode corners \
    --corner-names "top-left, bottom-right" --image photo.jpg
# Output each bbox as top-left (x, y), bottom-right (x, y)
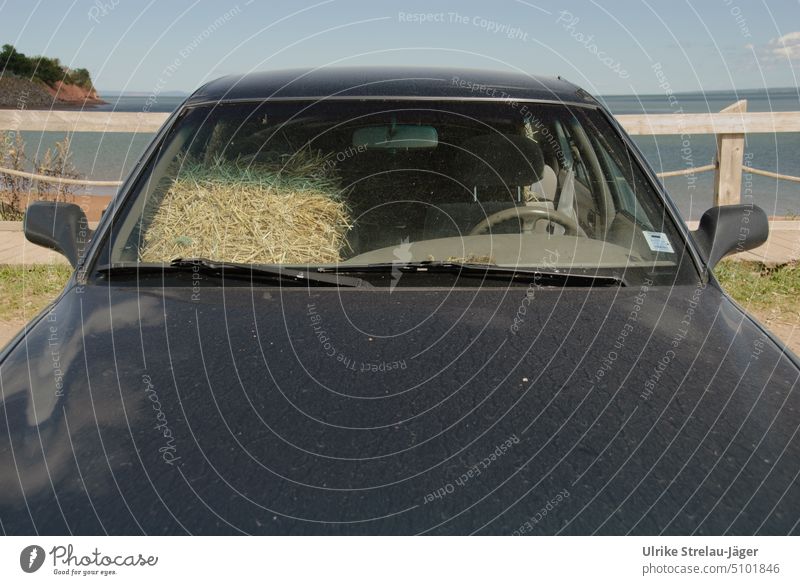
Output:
top-left (0, 43), bottom-right (95, 90)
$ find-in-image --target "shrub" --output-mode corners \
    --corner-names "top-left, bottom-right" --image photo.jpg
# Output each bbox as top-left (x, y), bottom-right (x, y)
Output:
top-left (0, 132), bottom-right (82, 220)
top-left (1, 44), bottom-right (34, 78)
top-left (66, 68), bottom-right (93, 90)
top-left (0, 132), bottom-right (30, 220)
top-left (1, 43), bottom-right (95, 90)
top-left (34, 136), bottom-right (80, 199)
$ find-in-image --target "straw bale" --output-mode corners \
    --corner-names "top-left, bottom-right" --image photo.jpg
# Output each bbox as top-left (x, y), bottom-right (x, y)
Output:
top-left (140, 155), bottom-right (350, 264)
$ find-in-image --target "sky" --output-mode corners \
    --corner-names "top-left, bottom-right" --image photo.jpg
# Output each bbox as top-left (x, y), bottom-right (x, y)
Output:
top-left (1, 0), bottom-right (799, 96)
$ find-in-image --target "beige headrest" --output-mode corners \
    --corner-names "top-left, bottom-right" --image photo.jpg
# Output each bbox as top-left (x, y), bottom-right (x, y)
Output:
top-left (528, 165), bottom-right (557, 201)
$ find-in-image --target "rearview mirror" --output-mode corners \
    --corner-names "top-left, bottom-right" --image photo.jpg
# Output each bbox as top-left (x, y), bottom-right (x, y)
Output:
top-left (24, 201), bottom-right (90, 268)
top-left (691, 204), bottom-right (768, 270)
top-left (353, 125), bottom-right (437, 149)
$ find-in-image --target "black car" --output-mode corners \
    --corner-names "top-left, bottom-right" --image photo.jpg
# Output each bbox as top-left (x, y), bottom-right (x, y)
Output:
top-left (2, 67), bottom-right (798, 535)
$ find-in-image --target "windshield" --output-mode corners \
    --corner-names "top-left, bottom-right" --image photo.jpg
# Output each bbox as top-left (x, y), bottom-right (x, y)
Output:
top-left (103, 100), bottom-right (696, 286)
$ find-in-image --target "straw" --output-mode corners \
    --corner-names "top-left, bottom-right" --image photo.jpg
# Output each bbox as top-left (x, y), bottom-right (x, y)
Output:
top-left (140, 152), bottom-right (351, 265)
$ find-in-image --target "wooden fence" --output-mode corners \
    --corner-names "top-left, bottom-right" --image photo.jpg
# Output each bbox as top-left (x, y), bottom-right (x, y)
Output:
top-left (618, 100), bottom-right (800, 205)
top-left (2, 102), bottom-right (800, 204)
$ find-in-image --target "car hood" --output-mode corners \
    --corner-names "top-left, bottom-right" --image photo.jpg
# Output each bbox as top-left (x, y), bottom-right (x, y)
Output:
top-left (1, 280), bottom-right (798, 535)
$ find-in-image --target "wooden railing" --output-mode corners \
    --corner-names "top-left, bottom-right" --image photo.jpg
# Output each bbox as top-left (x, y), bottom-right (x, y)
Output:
top-left (2, 103), bottom-right (800, 204)
top-left (618, 100), bottom-right (800, 206)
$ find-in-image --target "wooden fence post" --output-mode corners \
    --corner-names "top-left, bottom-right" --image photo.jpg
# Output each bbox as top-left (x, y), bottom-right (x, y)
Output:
top-left (714, 100), bottom-right (747, 205)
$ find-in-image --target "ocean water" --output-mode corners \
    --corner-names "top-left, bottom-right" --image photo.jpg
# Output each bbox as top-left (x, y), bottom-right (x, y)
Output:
top-left (13, 88), bottom-right (800, 220)
top-left (602, 87), bottom-right (800, 219)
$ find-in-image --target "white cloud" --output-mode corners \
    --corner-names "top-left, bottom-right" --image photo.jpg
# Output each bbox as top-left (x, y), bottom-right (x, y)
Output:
top-left (753, 31), bottom-right (800, 61)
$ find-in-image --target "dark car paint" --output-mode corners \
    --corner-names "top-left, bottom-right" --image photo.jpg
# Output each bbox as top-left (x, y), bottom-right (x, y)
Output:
top-left (1, 280), bottom-right (799, 535)
top-left (187, 66), bottom-right (595, 105)
top-left (2, 68), bottom-right (799, 535)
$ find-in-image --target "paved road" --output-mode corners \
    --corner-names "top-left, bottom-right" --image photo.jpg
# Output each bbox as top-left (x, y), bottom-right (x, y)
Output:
top-left (683, 220), bottom-right (800, 265)
top-left (0, 227), bottom-right (69, 265)
top-left (733, 221), bottom-right (800, 264)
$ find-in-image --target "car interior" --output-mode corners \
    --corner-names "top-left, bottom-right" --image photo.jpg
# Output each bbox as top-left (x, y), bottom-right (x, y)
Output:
top-left (112, 101), bottom-right (679, 270)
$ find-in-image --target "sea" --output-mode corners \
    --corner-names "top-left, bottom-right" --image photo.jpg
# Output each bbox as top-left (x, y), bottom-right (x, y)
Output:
top-left (14, 87), bottom-right (800, 220)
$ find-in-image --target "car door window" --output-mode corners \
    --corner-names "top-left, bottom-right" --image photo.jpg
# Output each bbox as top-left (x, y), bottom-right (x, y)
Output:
top-left (594, 135), bottom-right (654, 229)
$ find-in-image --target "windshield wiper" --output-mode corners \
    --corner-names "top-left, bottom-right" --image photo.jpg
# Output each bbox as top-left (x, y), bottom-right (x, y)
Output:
top-left (96, 258), bottom-right (370, 288)
top-left (318, 261), bottom-right (624, 287)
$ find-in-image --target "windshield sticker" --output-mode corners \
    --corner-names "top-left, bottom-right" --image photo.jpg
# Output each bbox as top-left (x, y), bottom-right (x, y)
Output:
top-left (642, 231), bottom-right (675, 254)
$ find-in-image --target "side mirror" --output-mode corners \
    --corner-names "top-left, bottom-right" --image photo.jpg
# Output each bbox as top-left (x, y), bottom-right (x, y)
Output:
top-left (23, 202), bottom-right (90, 268)
top-left (691, 204), bottom-right (768, 270)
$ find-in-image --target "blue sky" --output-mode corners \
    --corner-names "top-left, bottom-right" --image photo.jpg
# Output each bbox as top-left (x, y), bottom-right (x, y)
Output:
top-left (1, 0), bottom-right (798, 95)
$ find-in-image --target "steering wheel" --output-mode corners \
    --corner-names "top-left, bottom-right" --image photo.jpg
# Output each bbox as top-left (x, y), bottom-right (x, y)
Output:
top-left (468, 207), bottom-right (579, 236)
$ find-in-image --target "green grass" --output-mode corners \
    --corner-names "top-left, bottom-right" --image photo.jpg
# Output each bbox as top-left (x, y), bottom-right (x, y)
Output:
top-left (715, 260), bottom-right (800, 312)
top-left (0, 264), bottom-right (73, 322)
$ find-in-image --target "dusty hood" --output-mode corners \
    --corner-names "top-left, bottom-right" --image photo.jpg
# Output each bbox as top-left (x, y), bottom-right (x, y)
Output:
top-left (0, 280), bottom-right (798, 535)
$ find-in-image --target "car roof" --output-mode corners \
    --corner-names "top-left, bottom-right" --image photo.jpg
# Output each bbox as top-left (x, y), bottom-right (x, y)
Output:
top-left (186, 67), bottom-right (596, 105)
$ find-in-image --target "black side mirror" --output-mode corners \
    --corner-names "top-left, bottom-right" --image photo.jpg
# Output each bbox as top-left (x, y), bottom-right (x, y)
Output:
top-left (23, 202), bottom-right (90, 268)
top-left (691, 204), bottom-right (768, 270)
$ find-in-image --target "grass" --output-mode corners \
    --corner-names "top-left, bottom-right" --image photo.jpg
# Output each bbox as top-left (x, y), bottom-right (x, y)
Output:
top-left (0, 264), bottom-right (72, 322)
top-left (715, 260), bottom-right (800, 313)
